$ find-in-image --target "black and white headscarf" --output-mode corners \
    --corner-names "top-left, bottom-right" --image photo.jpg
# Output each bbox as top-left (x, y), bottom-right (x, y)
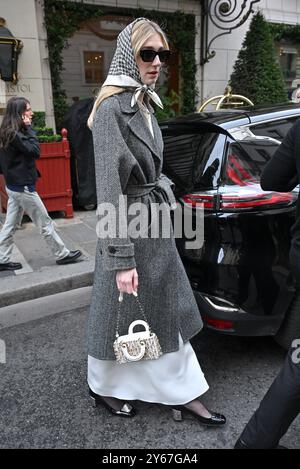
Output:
top-left (102, 17), bottom-right (164, 109)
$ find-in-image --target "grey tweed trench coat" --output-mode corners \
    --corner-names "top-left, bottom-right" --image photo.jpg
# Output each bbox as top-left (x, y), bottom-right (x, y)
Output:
top-left (88, 91), bottom-right (203, 360)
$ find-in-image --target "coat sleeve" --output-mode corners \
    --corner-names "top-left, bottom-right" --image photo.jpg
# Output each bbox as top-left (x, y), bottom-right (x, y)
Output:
top-left (11, 126), bottom-right (40, 159)
top-left (92, 96), bottom-right (137, 272)
top-left (260, 122), bottom-right (298, 192)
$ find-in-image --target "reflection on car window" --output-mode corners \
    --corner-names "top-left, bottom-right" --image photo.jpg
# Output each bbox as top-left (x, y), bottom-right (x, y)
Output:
top-left (193, 135), bottom-right (225, 189)
top-left (225, 140), bottom-right (279, 186)
top-left (163, 132), bottom-right (224, 191)
top-left (250, 117), bottom-right (299, 141)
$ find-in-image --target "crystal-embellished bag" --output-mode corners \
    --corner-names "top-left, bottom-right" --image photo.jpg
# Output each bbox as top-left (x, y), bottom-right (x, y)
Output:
top-left (113, 292), bottom-right (162, 364)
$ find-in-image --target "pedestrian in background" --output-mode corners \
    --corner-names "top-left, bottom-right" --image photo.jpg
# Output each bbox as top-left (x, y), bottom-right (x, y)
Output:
top-left (0, 96), bottom-right (82, 271)
top-left (235, 119), bottom-right (300, 449)
top-left (86, 17), bottom-right (226, 426)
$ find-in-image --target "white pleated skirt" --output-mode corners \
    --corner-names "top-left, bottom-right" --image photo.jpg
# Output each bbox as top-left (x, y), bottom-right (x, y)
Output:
top-left (87, 334), bottom-right (209, 405)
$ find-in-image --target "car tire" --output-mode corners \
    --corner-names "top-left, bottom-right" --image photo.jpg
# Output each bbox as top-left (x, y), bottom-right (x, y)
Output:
top-left (274, 289), bottom-right (300, 350)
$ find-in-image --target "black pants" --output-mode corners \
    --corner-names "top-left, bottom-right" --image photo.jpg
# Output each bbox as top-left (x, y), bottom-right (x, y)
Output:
top-left (237, 344), bottom-right (300, 448)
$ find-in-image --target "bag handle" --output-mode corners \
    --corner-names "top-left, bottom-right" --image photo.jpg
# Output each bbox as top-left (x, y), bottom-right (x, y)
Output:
top-left (121, 341), bottom-right (146, 362)
top-left (128, 319), bottom-right (149, 335)
top-left (115, 291), bottom-right (150, 338)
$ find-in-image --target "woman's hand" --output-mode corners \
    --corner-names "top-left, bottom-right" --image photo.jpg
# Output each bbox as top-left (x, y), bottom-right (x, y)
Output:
top-left (116, 268), bottom-right (138, 294)
top-left (22, 115), bottom-right (32, 126)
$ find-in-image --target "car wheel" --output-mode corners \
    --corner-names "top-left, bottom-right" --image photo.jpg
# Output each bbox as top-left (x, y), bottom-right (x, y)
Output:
top-left (274, 289), bottom-right (300, 350)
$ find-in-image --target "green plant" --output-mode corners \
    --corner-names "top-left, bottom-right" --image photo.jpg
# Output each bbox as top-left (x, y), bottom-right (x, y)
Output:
top-left (166, 10), bottom-right (197, 115)
top-left (34, 127), bottom-right (54, 137)
top-left (43, 0), bottom-right (197, 128)
top-left (269, 23), bottom-right (300, 43)
top-left (269, 23), bottom-right (300, 86)
top-left (44, 0), bottom-right (105, 128)
top-left (230, 11), bottom-right (288, 105)
top-left (32, 115), bottom-right (61, 142)
top-left (155, 87), bottom-right (180, 121)
top-left (37, 134), bottom-right (62, 143)
top-left (32, 112), bottom-right (46, 128)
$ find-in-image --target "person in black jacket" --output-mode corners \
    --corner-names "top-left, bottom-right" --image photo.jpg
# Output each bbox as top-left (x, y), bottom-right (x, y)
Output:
top-left (235, 119), bottom-right (300, 449)
top-left (0, 97), bottom-right (82, 270)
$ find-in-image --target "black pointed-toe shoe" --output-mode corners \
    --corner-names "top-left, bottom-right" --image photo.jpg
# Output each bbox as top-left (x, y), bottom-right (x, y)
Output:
top-left (56, 250), bottom-right (82, 265)
top-left (0, 262), bottom-right (22, 271)
top-left (89, 388), bottom-right (136, 418)
top-left (172, 406), bottom-right (226, 427)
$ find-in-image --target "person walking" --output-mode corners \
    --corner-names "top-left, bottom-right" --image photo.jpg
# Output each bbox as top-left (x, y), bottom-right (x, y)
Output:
top-left (235, 118), bottom-right (300, 449)
top-left (86, 17), bottom-right (226, 425)
top-left (0, 97), bottom-right (82, 270)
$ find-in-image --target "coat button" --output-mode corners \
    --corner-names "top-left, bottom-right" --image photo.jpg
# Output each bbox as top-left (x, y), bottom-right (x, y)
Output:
top-left (108, 246), bottom-right (117, 253)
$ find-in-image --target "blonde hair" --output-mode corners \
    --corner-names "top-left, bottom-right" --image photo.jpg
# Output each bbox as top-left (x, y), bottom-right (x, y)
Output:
top-left (87, 19), bottom-right (169, 129)
top-left (131, 20), bottom-right (169, 61)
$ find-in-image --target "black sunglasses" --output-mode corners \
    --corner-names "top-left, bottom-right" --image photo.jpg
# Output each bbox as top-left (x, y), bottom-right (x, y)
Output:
top-left (139, 49), bottom-right (171, 63)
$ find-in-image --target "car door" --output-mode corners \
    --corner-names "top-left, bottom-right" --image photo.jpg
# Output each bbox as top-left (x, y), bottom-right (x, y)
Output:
top-left (214, 135), bottom-right (298, 318)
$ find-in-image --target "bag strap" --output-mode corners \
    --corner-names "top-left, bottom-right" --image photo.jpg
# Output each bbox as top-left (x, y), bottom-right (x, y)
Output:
top-left (115, 292), bottom-right (150, 338)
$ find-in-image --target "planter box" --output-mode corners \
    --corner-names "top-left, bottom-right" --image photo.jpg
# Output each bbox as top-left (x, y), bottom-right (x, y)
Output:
top-left (0, 129), bottom-right (73, 218)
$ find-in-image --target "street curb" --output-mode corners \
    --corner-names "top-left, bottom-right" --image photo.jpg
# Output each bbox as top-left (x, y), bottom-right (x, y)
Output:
top-left (0, 286), bottom-right (93, 329)
top-left (0, 263), bottom-right (94, 308)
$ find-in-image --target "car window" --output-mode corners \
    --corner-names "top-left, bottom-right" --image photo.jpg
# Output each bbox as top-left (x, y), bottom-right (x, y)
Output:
top-left (224, 139), bottom-right (279, 186)
top-left (250, 117), bottom-right (299, 141)
top-left (163, 132), bottom-right (226, 193)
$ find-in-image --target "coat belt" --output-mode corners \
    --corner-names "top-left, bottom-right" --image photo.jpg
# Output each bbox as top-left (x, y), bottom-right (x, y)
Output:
top-left (126, 174), bottom-right (177, 210)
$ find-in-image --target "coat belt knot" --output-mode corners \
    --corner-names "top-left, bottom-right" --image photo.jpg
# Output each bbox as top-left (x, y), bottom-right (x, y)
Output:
top-left (126, 174), bottom-right (177, 210)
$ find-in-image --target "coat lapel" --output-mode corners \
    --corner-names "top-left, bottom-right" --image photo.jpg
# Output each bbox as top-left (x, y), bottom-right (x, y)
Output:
top-left (151, 113), bottom-right (164, 157)
top-left (118, 92), bottom-right (162, 163)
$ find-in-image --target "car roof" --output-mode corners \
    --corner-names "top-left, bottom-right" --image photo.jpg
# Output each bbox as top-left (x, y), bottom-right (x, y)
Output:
top-left (161, 102), bottom-right (300, 131)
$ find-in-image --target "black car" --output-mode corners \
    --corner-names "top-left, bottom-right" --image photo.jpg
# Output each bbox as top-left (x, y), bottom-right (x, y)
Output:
top-left (161, 103), bottom-right (300, 349)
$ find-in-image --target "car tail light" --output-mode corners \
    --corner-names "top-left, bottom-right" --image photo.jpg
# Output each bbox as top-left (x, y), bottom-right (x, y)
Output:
top-left (202, 316), bottom-right (234, 330)
top-left (182, 188), bottom-right (296, 211)
top-left (182, 193), bottom-right (216, 209)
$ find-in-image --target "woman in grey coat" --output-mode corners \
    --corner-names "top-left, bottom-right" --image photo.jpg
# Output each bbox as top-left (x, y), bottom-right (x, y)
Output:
top-left (87, 17), bottom-right (226, 426)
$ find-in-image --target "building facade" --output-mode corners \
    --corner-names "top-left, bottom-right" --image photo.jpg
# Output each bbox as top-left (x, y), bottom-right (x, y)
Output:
top-left (1, 0), bottom-right (300, 129)
top-left (0, 0), bottom-right (54, 125)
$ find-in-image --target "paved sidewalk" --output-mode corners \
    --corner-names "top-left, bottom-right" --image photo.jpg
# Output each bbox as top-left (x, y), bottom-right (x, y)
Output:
top-left (0, 209), bottom-right (97, 307)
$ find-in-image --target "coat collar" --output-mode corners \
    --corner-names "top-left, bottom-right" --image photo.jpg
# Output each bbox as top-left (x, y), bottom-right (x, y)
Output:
top-left (117, 90), bottom-right (155, 114)
top-left (117, 91), bottom-right (162, 163)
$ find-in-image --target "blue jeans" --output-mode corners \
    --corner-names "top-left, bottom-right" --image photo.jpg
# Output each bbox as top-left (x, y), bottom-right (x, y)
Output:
top-left (0, 187), bottom-right (69, 263)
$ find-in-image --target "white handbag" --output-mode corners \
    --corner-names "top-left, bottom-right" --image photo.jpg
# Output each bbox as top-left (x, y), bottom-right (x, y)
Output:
top-left (113, 293), bottom-right (162, 364)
